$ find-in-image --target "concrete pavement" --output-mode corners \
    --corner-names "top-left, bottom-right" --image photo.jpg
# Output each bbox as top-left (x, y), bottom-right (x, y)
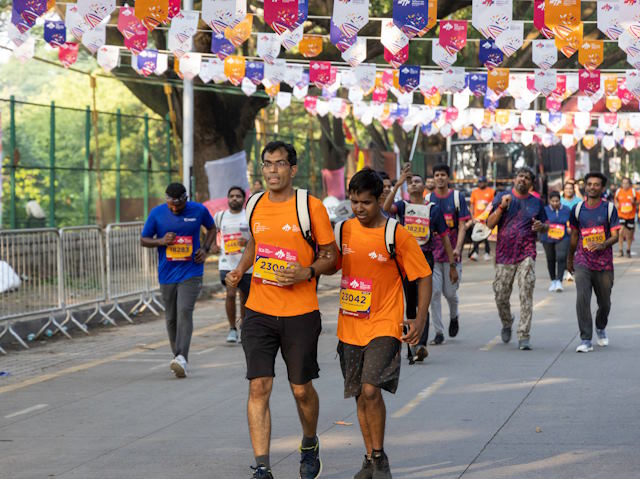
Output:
top-left (1, 250), bottom-right (639, 479)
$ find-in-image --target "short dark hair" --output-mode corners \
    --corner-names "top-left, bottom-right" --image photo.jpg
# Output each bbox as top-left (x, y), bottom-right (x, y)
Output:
top-left (549, 191), bottom-right (561, 200)
top-left (622, 176), bottom-right (631, 183)
top-left (411, 173), bottom-right (425, 184)
top-left (227, 186), bottom-right (246, 199)
top-left (348, 167), bottom-right (383, 199)
top-left (515, 166), bottom-right (536, 182)
top-left (377, 170), bottom-right (390, 180)
top-left (584, 172), bottom-right (608, 187)
top-left (261, 141), bottom-right (297, 166)
top-left (432, 163), bottom-right (451, 177)
top-left (166, 182), bottom-right (187, 199)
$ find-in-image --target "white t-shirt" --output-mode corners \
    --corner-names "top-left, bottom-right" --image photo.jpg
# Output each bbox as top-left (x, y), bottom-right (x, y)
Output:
top-left (216, 210), bottom-right (252, 273)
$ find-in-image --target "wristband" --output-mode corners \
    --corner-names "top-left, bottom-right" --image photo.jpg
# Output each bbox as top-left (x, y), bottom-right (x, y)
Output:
top-left (498, 204), bottom-right (506, 211)
top-left (308, 266), bottom-right (316, 282)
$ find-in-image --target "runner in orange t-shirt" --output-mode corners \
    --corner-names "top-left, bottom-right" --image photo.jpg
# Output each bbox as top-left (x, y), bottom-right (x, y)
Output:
top-left (614, 177), bottom-right (639, 258)
top-left (329, 168), bottom-right (432, 479)
top-left (469, 176), bottom-right (495, 261)
top-left (225, 141), bottom-right (336, 479)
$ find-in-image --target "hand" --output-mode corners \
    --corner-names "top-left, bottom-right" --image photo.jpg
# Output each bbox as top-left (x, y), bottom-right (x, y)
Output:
top-left (397, 170), bottom-right (410, 185)
top-left (225, 269), bottom-right (242, 288)
top-left (567, 257), bottom-right (574, 274)
top-left (586, 241), bottom-right (606, 252)
top-left (401, 319), bottom-right (425, 345)
top-left (238, 237), bottom-right (248, 247)
top-left (449, 264), bottom-right (459, 284)
top-left (531, 219), bottom-right (545, 232)
top-left (274, 262), bottom-right (310, 286)
top-left (453, 249), bottom-right (461, 263)
top-left (500, 194), bottom-right (512, 210)
top-left (194, 248), bottom-right (208, 263)
top-left (161, 232), bottom-right (177, 246)
top-left (209, 244), bottom-right (221, 255)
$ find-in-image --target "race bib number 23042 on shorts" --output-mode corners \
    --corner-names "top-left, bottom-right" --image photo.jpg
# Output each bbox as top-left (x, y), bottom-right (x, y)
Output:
top-left (253, 243), bottom-right (299, 286)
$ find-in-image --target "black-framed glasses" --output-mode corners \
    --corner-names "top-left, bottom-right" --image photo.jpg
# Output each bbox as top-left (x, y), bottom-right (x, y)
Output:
top-left (261, 160), bottom-right (291, 170)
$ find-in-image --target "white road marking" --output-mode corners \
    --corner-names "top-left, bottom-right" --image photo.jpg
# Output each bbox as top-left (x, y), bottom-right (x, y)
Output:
top-left (194, 347), bottom-right (218, 355)
top-left (480, 335), bottom-right (502, 351)
top-left (5, 404), bottom-right (48, 419)
top-left (392, 378), bottom-right (448, 418)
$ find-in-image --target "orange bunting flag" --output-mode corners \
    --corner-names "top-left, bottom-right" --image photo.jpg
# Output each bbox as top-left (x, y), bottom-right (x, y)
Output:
top-left (424, 92), bottom-right (441, 107)
top-left (224, 55), bottom-right (246, 85)
top-left (495, 110), bottom-right (510, 127)
top-left (582, 135), bottom-right (596, 150)
top-left (604, 75), bottom-right (618, 96)
top-left (418, 0), bottom-right (438, 36)
top-left (134, 0), bottom-right (169, 31)
top-left (578, 40), bottom-right (603, 71)
top-left (483, 110), bottom-right (494, 127)
top-left (225, 14), bottom-right (253, 48)
top-left (173, 57), bottom-right (183, 79)
top-left (487, 68), bottom-right (509, 94)
top-left (298, 35), bottom-right (323, 58)
top-left (555, 23), bottom-right (582, 58)
top-left (544, 0), bottom-right (581, 40)
top-left (606, 96), bottom-right (622, 112)
top-left (265, 81), bottom-right (280, 97)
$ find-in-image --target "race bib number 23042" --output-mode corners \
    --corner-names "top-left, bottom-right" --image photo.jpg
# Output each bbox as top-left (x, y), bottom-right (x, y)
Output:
top-left (253, 243), bottom-right (298, 287)
top-left (339, 276), bottom-right (372, 319)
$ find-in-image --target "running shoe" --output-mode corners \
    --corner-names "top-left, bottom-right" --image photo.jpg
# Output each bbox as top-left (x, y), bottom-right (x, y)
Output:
top-left (470, 252), bottom-right (478, 261)
top-left (548, 281), bottom-right (556, 292)
top-left (170, 355), bottom-right (187, 378)
top-left (501, 326), bottom-right (512, 344)
top-left (371, 451), bottom-right (392, 479)
top-left (576, 340), bottom-right (593, 353)
top-left (518, 339), bottom-right (532, 350)
top-left (448, 316), bottom-right (459, 338)
top-left (596, 329), bottom-right (609, 347)
top-left (555, 281), bottom-right (563, 292)
top-left (299, 437), bottom-right (322, 479)
top-left (415, 345), bottom-right (428, 362)
top-left (251, 465), bottom-right (274, 479)
top-left (430, 333), bottom-right (445, 345)
top-left (353, 455), bottom-right (373, 479)
top-left (226, 328), bottom-right (238, 343)
top-left (484, 253), bottom-right (491, 261)
top-left (627, 251), bottom-right (632, 258)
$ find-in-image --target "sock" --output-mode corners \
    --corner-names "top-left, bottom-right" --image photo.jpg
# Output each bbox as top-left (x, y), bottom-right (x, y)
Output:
top-left (230, 327), bottom-right (237, 330)
top-left (371, 448), bottom-right (384, 460)
top-left (301, 435), bottom-right (317, 448)
top-left (255, 455), bottom-right (270, 468)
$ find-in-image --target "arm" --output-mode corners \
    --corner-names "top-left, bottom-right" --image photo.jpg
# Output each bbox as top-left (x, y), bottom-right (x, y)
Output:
top-left (141, 232), bottom-right (174, 248)
top-left (587, 229), bottom-right (620, 251)
top-left (274, 242), bottom-right (338, 286)
top-left (441, 234), bottom-right (459, 283)
top-left (402, 275), bottom-right (432, 345)
top-left (224, 237), bottom-right (256, 287)
top-left (487, 194), bottom-right (511, 229)
top-left (453, 219), bottom-right (467, 262)
top-left (383, 172), bottom-right (408, 213)
top-left (194, 226), bottom-right (219, 263)
top-left (567, 228), bottom-right (579, 273)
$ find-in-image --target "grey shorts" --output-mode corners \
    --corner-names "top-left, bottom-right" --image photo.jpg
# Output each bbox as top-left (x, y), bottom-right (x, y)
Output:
top-left (337, 336), bottom-right (401, 398)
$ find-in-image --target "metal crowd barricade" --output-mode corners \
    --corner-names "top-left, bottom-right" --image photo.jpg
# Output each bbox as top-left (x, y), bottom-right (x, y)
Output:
top-left (140, 244), bottom-right (165, 315)
top-left (59, 226), bottom-right (114, 332)
top-left (0, 228), bottom-right (64, 352)
top-left (105, 222), bottom-right (162, 322)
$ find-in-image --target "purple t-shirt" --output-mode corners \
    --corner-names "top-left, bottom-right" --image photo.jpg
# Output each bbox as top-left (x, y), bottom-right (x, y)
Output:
top-left (426, 190), bottom-right (471, 263)
top-left (492, 190), bottom-right (547, 265)
top-left (569, 200), bottom-right (620, 271)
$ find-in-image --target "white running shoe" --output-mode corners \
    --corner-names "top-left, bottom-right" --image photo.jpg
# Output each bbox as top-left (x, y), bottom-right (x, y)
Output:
top-left (483, 253), bottom-right (491, 261)
top-left (576, 340), bottom-right (593, 353)
top-left (555, 280), bottom-right (563, 292)
top-left (470, 252), bottom-right (478, 261)
top-left (549, 281), bottom-right (557, 292)
top-left (226, 328), bottom-right (238, 343)
top-left (596, 329), bottom-right (609, 347)
top-left (170, 354), bottom-right (188, 378)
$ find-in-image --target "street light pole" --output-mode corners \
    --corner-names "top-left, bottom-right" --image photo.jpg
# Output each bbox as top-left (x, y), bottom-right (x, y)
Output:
top-left (182, 0), bottom-right (194, 199)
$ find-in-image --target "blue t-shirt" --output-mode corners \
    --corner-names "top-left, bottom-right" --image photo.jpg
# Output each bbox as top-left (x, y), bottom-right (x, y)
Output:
top-left (426, 190), bottom-right (471, 263)
top-left (492, 190), bottom-right (547, 264)
top-left (141, 202), bottom-right (215, 284)
top-left (569, 200), bottom-right (620, 271)
top-left (561, 195), bottom-right (581, 209)
top-left (541, 205), bottom-right (571, 243)
top-left (393, 200), bottom-right (448, 253)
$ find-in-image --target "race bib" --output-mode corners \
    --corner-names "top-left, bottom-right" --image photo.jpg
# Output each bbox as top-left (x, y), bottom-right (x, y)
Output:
top-left (166, 236), bottom-right (193, 261)
top-left (620, 202), bottom-right (632, 214)
top-left (253, 243), bottom-right (298, 286)
top-left (404, 204), bottom-right (431, 245)
top-left (339, 276), bottom-right (372, 319)
top-left (223, 233), bottom-right (243, 255)
top-left (548, 223), bottom-right (565, 240)
top-left (476, 200), bottom-right (487, 214)
top-left (581, 226), bottom-right (605, 248)
top-left (444, 213), bottom-right (455, 228)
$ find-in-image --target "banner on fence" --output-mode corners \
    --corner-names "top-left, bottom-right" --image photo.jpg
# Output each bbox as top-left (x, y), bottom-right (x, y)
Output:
top-left (203, 151), bottom-right (250, 215)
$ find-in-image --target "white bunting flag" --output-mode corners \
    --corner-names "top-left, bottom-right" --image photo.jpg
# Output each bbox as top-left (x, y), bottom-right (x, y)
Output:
top-left (77, 0), bottom-right (115, 29)
top-left (342, 37), bottom-right (367, 67)
top-left (154, 53), bottom-right (168, 75)
top-left (534, 68), bottom-right (557, 96)
top-left (442, 67), bottom-right (466, 93)
top-left (81, 23), bottom-right (106, 54)
top-left (432, 42), bottom-right (457, 69)
top-left (293, 83), bottom-right (309, 99)
top-left (263, 58), bottom-right (286, 84)
top-left (201, 0), bottom-right (246, 33)
top-left (597, 0), bottom-right (623, 40)
top-left (241, 77), bottom-right (257, 95)
top-left (531, 39), bottom-right (557, 70)
top-left (13, 36), bottom-right (35, 62)
top-left (381, 19), bottom-right (409, 56)
top-left (180, 52), bottom-right (202, 80)
top-left (355, 63), bottom-right (377, 91)
top-left (279, 25), bottom-right (303, 51)
top-left (472, 0), bottom-right (512, 39)
top-left (276, 91), bottom-right (292, 109)
top-left (332, 0), bottom-right (369, 37)
top-left (619, 0), bottom-right (640, 39)
top-left (65, 4), bottom-right (88, 41)
top-left (495, 21), bottom-right (523, 57)
top-left (97, 45), bottom-right (120, 72)
top-left (257, 33), bottom-right (282, 64)
top-left (284, 64), bottom-right (304, 87)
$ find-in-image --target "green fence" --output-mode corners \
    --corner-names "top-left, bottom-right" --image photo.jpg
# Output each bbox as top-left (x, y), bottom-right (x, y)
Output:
top-left (1, 97), bottom-right (178, 229)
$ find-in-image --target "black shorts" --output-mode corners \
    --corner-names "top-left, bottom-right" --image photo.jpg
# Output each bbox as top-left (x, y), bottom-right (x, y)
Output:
top-left (241, 308), bottom-right (321, 385)
top-left (620, 219), bottom-right (636, 231)
top-left (220, 270), bottom-right (252, 296)
top-left (337, 336), bottom-right (401, 399)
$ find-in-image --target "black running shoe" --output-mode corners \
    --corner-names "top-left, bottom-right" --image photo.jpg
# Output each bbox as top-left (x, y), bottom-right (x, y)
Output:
top-left (501, 326), bottom-right (512, 343)
top-left (448, 316), bottom-right (459, 338)
top-left (415, 345), bottom-right (428, 362)
top-left (353, 455), bottom-right (373, 479)
top-left (372, 451), bottom-right (392, 479)
top-left (299, 438), bottom-right (322, 479)
top-left (430, 333), bottom-right (445, 345)
top-left (251, 465), bottom-right (274, 479)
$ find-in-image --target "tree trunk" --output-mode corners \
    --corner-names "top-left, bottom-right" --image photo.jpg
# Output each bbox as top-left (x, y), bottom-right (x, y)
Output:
top-left (318, 115), bottom-right (347, 170)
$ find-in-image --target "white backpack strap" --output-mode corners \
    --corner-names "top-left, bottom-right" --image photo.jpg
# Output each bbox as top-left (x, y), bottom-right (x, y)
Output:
top-left (607, 201), bottom-right (614, 223)
top-left (295, 189), bottom-right (313, 244)
top-left (334, 220), bottom-right (345, 254)
top-left (574, 201), bottom-right (584, 223)
top-left (384, 218), bottom-right (399, 257)
top-left (245, 191), bottom-right (266, 236)
top-left (454, 190), bottom-right (460, 213)
top-left (425, 202), bottom-right (432, 241)
top-left (425, 193), bottom-right (432, 203)
top-left (214, 210), bottom-right (225, 229)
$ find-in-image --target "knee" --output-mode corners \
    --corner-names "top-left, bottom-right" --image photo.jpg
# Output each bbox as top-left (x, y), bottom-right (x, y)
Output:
top-left (361, 384), bottom-right (381, 402)
top-left (290, 382), bottom-right (314, 403)
top-left (249, 378), bottom-right (272, 401)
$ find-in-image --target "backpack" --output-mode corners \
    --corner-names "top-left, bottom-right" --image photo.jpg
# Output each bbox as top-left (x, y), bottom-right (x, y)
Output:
top-left (402, 200), bottom-right (433, 242)
top-left (574, 200), bottom-right (615, 233)
top-left (245, 189), bottom-right (315, 253)
top-left (214, 210), bottom-right (226, 230)
top-left (334, 218), bottom-right (404, 278)
top-left (425, 190), bottom-right (461, 215)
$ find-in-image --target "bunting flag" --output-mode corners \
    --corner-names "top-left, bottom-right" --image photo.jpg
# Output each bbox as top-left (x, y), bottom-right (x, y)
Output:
top-left (534, 68), bottom-right (557, 96)
top-left (211, 32), bottom-right (234, 59)
top-left (332, 0), bottom-right (369, 37)
top-left (81, 23), bottom-right (106, 54)
top-left (256, 32), bottom-right (281, 64)
top-left (532, 39), bottom-right (557, 70)
top-left (487, 67), bottom-right (509, 94)
top-left (180, 52), bottom-right (201, 80)
top-left (478, 39), bottom-right (503, 70)
top-left (442, 67), bottom-right (467, 93)
top-left (44, 20), bottom-right (66, 47)
top-left (137, 48), bottom-right (158, 76)
top-left (279, 25), bottom-right (303, 51)
top-left (245, 60), bottom-right (264, 84)
top-left (225, 14), bottom-right (253, 47)
top-left (620, 0), bottom-right (640, 39)
top-left (439, 20), bottom-right (468, 55)
top-left (544, 0), bottom-right (581, 40)
top-left (579, 69), bottom-right (601, 96)
top-left (578, 40), bottom-right (604, 71)
top-left (65, 4), bottom-right (88, 41)
top-left (432, 41), bottom-right (457, 69)
top-left (58, 42), bottom-right (79, 68)
top-left (77, 0), bottom-right (115, 29)
top-left (134, 0), bottom-right (169, 31)
top-left (381, 19), bottom-right (409, 55)
top-left (97, 44), bottom-right (119, 71)
top-left (309, 60), bottom-right (332, 87)
top-left (224, 54), bottom-right (245, 85)
top-left (202, 0), bottom-right (246, 34)
top-left (555, 23), bottom-right (583, 57)
top-left (118, 7), bottom-right (145, 39)
top-left (468, 73), bottom-right (488, 96)
top-left (384, 44), bottom-right (409, 68)
top-left (264, 0), bottom-right (299, 34)
top-left (472, 0), bottom-right (512, 39)
top-left (342, 37), bottom-right (366, 67)
top-left (241, 76), bottom-right (257, 95)
top-left (330, 21), bottom-right (356, 52)
top-left (399, 65), bottom-right (420, 92)
top-left (597, 0), bottom-right (622, 41)
top-left (393, 0), bottom-right (428, 38)
top-left (534, 0), bottom-right (554, 39)
top-left (298, 34), bottom-right (322, 57)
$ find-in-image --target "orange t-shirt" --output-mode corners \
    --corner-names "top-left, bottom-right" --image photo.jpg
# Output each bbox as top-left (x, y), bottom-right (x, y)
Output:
top-left (336, 219), bottom-right (432, 347)
top-left (470, 187), bottom-right (495, 218)
top-left (615, 188), bottom-right (640, 220)
top-left (245, 192), bottom-right (335, 317)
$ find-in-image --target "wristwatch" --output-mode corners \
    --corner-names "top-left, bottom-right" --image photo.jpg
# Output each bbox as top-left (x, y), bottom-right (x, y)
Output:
top-left (308, 266), bottom-right (316, 281)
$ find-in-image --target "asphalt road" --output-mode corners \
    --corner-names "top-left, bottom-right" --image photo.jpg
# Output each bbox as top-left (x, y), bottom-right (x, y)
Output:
top-left (1, 251), bottom-right (639, 479)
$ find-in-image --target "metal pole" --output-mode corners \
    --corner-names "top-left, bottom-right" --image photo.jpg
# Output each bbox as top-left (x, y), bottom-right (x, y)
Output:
top-left (84, 107), bottom-right (90, 224)
top-left (49, 101), bottom-right (55, 228)
top-left (144, 113), bottom-right (150, 218)
top-left (408, 125), bottom-right (420, 163)
top-left (115, 109), bottom-right (122, 223)
top-left (182, 0), bottom-right (194, 199)
top-left (9, 95), bottom-right (16, 229)
top-left (446, 94), bottom-right (452, 169)
top-left (165, 113), bottom-right (172, 185)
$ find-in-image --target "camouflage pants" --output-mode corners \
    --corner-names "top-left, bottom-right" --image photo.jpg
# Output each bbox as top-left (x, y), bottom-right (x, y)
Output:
top-left (493, 257), bottom-right (536, 340)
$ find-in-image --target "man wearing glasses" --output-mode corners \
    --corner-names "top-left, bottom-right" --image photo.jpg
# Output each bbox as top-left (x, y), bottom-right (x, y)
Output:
top-left (141, 182), bottom-right (216, 378)
top-left (226, 141), bottom-right (336, 479)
